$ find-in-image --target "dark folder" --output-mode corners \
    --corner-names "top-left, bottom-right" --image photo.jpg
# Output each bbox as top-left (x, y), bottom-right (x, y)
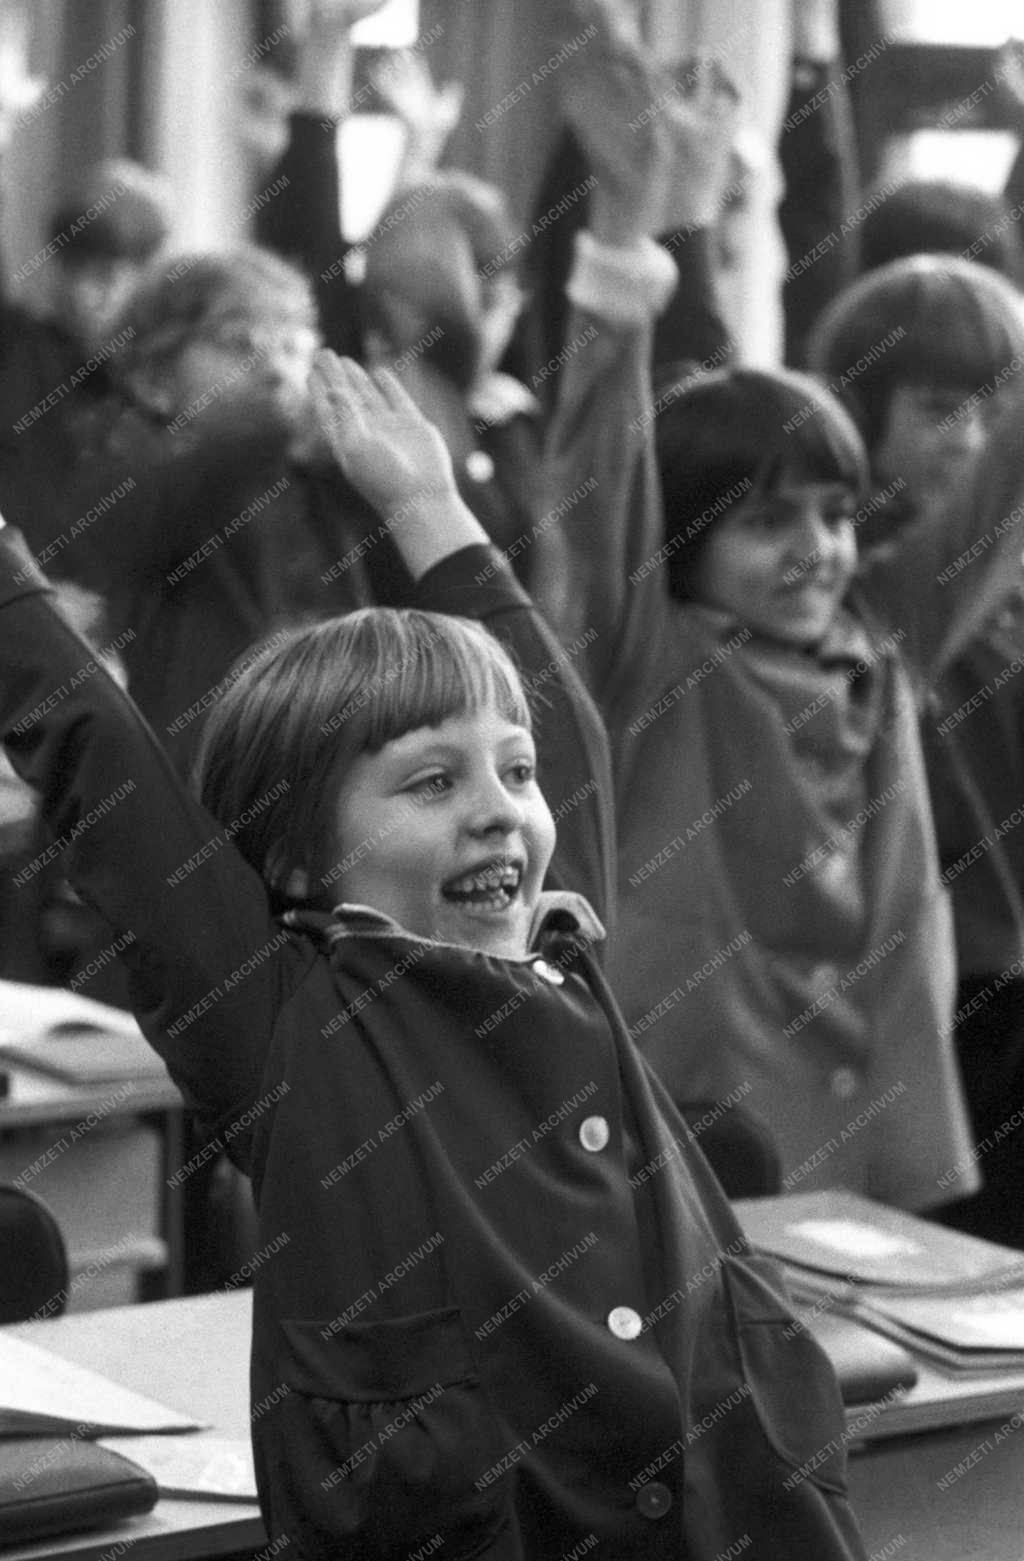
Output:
top-left (0, 1437), bottom-right (157, 1544)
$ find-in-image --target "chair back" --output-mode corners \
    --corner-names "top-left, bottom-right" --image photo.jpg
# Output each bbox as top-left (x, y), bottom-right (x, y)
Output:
top-left (679, 1099), bottom-right (782, 1199)
top-left (0, 1183), bottom-right (69, 1323)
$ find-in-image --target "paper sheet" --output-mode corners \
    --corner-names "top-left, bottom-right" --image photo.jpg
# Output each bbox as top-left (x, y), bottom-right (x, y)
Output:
top-left (100, 1435), bottom-right (257, 1500)
top-left (0, 1334), bottom-right (200, 1435)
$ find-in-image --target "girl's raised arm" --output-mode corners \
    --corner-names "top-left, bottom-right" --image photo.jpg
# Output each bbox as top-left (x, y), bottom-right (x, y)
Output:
top-left (528, 9), bottom-right (736, 711)
top-left (254, 0), bottom-right (389, 361)
top-left (0, 522), bottom-right (292, 1163)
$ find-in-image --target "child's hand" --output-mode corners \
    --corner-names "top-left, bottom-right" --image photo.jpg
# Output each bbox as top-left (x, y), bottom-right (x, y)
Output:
top-left (660, 57), bottom-right (741, 234)
top-left (310, 351), bottom-right (457, 517)
top-left (239, 66), bottom-right (297, 167)
top-left (560, 0), bottom-right (643, 51)
top-left (371, 49), bottom-right (464, 170)
top-left (286, 0), bottom-right (392, 114)
top-left (559, 1), bottom-right (672, 243)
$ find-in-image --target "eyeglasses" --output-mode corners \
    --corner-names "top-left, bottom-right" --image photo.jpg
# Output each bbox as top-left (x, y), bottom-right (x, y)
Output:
top-left (203, 319), bottom-right (319, 358)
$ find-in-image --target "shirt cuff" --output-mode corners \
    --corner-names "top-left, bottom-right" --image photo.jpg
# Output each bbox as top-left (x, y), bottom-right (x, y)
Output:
top-left (567, 231), bottom-right (678, 327)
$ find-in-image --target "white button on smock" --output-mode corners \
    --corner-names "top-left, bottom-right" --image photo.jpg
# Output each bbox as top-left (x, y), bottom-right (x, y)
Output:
top-left (830, 1066), bottom-right (859, 1100)
top-left (532, 958), bottom-right (564, 985)
top-left (579, 1116), bottom-right (610, 1153)
top-left (607, 1306), bottom-right (643, 1340)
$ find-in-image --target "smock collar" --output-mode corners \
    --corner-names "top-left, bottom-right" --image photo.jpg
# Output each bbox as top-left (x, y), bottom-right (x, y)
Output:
top-left (280, 890), bottom-right (605, 962)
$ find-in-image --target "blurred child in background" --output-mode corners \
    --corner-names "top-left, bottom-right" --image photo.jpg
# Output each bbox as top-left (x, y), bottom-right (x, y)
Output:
top-left (811, 255), bottom-right (1024, 1240)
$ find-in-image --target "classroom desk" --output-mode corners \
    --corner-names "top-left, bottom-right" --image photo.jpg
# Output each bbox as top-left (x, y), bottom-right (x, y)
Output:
top-left (849, 1421), bottom-right (1024, 1561)
top-left (5, 1291), bottom-right (264, 1561)
top-left (6, 1289), bottom-right (1024, 1561)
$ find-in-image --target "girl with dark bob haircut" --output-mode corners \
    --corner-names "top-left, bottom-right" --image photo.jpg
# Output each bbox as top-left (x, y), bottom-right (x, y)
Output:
top-left (550, 332), bottom-right (1024, 1218)
top-left (808, 253), bottom-right (1024, 450)
top-left (653, 363), bottom-right (868, 601)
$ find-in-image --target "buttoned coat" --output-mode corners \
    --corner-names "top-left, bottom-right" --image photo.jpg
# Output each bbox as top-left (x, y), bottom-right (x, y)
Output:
top-left (0, 527), bottom-right (865, 1561)
top-left (535, 267), bottom-right (1024, 1213)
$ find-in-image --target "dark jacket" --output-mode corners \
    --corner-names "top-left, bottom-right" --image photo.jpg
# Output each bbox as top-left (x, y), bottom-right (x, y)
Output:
top-left (0, 528), bottom-right (865, 1560)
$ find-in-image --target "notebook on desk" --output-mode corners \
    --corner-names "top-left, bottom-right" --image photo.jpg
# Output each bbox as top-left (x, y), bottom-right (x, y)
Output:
top-left (735, 1191), bottom-right (1024, 1439)
top-left (802, 1310), bottom-right (920, 1405)
top-left (734, 1189), bottom-right (1024, 1291)
top-left (0, 1438), bottom-right (158, 1545)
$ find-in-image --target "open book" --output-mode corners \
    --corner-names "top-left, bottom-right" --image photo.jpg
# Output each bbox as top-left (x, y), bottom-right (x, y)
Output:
top-left (0, 1334), bottom-right (200, 1437)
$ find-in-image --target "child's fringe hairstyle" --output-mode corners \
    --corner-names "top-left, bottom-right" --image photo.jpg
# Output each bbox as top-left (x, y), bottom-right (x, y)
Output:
top-left (655, 365), bottom-right (868, 603)
top-left (196, 608), bottom-right (531, 904)
top-left (857, 179), bottom-right (1024, 285)
top-left (808, 254), bottom-right (1024, 450)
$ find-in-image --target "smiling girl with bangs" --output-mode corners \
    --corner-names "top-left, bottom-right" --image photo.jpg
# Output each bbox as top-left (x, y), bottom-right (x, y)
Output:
top-left (0, 343), bottom-right (866, 1561)
top-left (543, 336), bottom-right (1024, 1216)
top-left (196, 606), bottom-right (534, 925)
top-left (0, 4), bottom-right (872, 1550)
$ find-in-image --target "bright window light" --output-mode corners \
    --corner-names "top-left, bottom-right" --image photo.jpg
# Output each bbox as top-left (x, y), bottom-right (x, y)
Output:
top-left (338, 115), bottom-right (407, 241)
top-left (350, 0), bottom-right (419, 49)
top-left (885, 0), bottom-right (1021, 46)
top-left (882, 130), bottom-right (1020, 194)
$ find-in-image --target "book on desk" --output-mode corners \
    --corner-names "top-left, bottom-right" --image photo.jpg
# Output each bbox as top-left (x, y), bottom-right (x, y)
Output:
top-left (734, 1190), bottom-right (1024, 1439)
top-left (0, 1332), bottom-right (256, 1504)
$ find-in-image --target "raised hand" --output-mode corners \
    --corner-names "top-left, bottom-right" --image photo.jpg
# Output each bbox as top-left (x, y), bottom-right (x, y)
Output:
top-left (371, 49), bottom-right (463, 178)
top-left (238, 66), bottom-right (297, 167)
top-left (558, 0), bottom-right (644, 51)
top-left (660, 55), bottom-right (741, 233)
top-left (310, 352), bottom-right (456, 518)
top-left (558, 0), bottom-right (672, 242)
top-left (287, 0), bottom-right (393, 119)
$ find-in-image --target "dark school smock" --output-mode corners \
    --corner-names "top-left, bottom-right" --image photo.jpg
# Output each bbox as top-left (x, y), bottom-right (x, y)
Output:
top-left (0, 526), bottom-right (865, 1561)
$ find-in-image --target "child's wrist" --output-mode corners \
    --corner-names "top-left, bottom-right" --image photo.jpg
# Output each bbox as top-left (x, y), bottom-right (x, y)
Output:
top-left (568, 230), bottom-right (677, 326)
top-left (379, 481), bottom-right (462, 527)
top-left (296, 36), bottom-right (354, 116)
top-left (390, 492), bottom-right (490, 580)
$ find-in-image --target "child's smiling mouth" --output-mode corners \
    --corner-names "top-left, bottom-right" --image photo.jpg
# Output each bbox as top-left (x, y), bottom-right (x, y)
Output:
top-left (442, 858), bottom-right (524, 913)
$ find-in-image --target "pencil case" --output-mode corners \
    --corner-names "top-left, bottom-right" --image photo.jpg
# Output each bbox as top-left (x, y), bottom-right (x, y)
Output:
top-left (0, 1436), bottom-right (157, 1545)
